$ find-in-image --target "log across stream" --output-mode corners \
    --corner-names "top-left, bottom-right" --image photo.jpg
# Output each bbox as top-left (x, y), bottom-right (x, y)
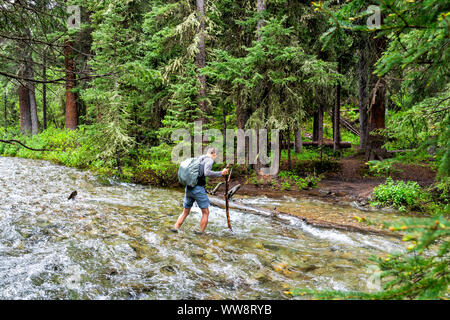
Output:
top-left (208, 195), bottom-right (400, 238)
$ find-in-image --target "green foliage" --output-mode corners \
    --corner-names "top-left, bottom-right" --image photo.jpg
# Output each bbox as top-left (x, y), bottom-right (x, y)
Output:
top-left (366, 159), bottom-right (401, 177)
top-left (0, 126), bottom-right (102, 168)
top-left (371, 177), bottom-right (430, 212)
top-left (134, 157), bottom-right (178, 187)
top-left (280, 180), bottom-right (291, 191)
top-left (132, 143), bottom-right (178, 186)
top-left (278, 170), bottom-right (323, 191)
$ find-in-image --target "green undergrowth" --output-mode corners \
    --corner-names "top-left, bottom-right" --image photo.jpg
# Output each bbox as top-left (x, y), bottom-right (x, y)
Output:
top-left (0, 126), bottom-right (179, 186)
top-left (370, 177), bottom-right (449, 215)
top-left (277, 170), bottom-right (324, 191)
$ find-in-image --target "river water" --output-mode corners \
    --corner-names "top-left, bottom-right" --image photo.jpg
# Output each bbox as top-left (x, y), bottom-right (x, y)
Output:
top-left (0, 157), bottom-right (405, 299)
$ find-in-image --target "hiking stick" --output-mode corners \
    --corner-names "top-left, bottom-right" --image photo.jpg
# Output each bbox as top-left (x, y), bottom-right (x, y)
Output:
top-left (224, 165), bottom-right (232, 231)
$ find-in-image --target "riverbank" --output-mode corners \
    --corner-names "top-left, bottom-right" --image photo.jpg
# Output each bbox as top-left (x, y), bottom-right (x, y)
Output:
top-left (0, 148), bottom-right (435, 236)
top-left (202, 153), bottom-right (439, 237)
top-left (0, 126), bottom-right (441, 237)
top-left (1, 156), bottom-right (410, 299)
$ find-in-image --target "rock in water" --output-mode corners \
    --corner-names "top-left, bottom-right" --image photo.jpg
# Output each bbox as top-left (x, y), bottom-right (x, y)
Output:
top-left (68, 190), bottom-right (77, 200)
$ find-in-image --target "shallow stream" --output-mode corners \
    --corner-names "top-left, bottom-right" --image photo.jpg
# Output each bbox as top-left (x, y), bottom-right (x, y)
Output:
top-left (0, 157), bottom-right (405, 299)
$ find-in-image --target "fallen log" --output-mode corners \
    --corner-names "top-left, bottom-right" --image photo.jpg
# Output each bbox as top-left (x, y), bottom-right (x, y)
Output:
top-left (208, 182), bottom-right (240, 199)
top-left (0, 139), bottom-right (49, 151)
top-left (227, 184), bottom-right (241, 200)
top-left (209, 182), bottom-right (224, 195)
top-left (327, 111), bottom-right (360, 136)
top-left (302, 141), bottom-right (352, 148)
top-left (386, 150), bottom-right (414, 153)
top-left (208, 195), bottom-right (401, 238)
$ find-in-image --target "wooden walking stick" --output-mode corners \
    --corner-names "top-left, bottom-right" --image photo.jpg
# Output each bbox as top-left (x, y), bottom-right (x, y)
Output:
top-left (224, 165), bottom-right (232, 231)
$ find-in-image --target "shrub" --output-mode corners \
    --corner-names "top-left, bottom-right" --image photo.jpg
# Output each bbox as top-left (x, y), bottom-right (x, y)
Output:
top-left (133, 157), bottom-right (178, 187)
top-left (281, 181), bottom-right (291, 190)
top-left (366, 159), bottom-right (401, 177)
top-left (371, 177), bottom-right (429, 212)
top-left (278, 170), bottom-right (323, 191)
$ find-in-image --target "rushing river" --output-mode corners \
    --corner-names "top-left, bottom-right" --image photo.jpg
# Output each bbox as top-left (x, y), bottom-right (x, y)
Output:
top-left (0, 157), bottom-right (405, 299)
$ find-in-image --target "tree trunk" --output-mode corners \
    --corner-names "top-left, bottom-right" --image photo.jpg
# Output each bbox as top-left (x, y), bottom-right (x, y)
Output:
top-left (358, 38), bottom-right (369, 150)
top-left (317, 105), bottom-right (323, 147)
top-left (236, 85), bottom-right (250, 168)
top-left (22, 28), bottom-right (39, 135)
top-left (3, 83), bottom-right (7, 127)
top-left (223, 104), bottom-right (227, 161)
top-left (365, 78), bottom-right (386, 160)
top-left (64, 40), bottom-right (78, 130)
top-left (313, 112), bottom-right (319, 142)
top-left (28, 82), bottom-right (39, 135)
top-left (365, 37), bottom-right (387, 161)
top-left (18, 76), bottom-right (32, 134)
top-left (252, 0), bottom-right (267, 174)
top-left (42, 55), bottom-right (47, 130)
top-left (333, 59), bottom-right (341, 151)
top-left (18, 39), bottom-right (31, 134)
top-left (26, 62), bottom-right (39, 135)
top-left (294, 128), bottom-right (302, 153)
top-left (196, 0), bottom-right (208, 123)
top-left (287, 129), bottom-right (291, 170)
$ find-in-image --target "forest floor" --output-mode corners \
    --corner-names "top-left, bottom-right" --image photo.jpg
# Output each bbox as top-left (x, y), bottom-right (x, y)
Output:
top-left (207, 153), bottom-right (437, 237)
top-left (213, 153), bottom-right (436, 203)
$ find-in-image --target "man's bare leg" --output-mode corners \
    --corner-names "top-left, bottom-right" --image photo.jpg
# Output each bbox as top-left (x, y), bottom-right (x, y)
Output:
top-left (199, 208), bottom-right (210, 233)
top-left (174, 208), bottom-right (191, 230)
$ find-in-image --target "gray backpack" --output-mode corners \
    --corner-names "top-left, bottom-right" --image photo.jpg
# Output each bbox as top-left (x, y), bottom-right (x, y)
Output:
top-left (177, 156), bottom-right (205, 187)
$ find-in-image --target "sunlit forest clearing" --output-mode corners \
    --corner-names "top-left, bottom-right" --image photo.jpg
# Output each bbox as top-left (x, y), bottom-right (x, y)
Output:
top-left (0, 0), bottom-right (448, 300)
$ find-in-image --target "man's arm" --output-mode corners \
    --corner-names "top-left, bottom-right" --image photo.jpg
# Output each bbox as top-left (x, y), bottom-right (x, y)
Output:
top-left (203, 157), bottom-right (223, 178)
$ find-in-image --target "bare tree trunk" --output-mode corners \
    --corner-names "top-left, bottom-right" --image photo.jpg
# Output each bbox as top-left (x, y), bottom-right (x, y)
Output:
top-left (313, 112), bottom-right (319, 142)
top-left (18, 75), bottom-right (32, 134)
top-left (23, 28), bottom-right (39, 135)
top-left (17, 39), bottom-right (31, 133)
top-left (196, 0), bottom-right (208, 123)
top-left (358, 38), bottom-right (369, 150)
top-left (64, 40), bottom-right (78, 130)
top-left (28, 82), bottom-right (38, 135)
top-left (365, 37), bottom-right (387, 161)
top-left (294, 127), bottom-right (302, 153)
top-left (223, 104), bottom-right (227, 161)
top-left (317, 105), bottom-right (324, 147)
top-left (3, 83), bottom-right (7, 127)
top-left (287, 129), bottom-right (291, 170)
top-left (365, 78), bottom-right (386, 160)
top-left (236, 84), bottom-right (250, 168)
top-left (42, 55), bottom-right (47, 130)
top-left (333, 59), bottom-right (341, 151)
top-left (26, 63), bottom-right (38, 135)
top-left (253, 0), bottom-right (267, 174)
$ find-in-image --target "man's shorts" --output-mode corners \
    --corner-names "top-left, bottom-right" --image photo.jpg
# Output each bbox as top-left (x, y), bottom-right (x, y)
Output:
top-left (183, 185), bottom-right (210, 209)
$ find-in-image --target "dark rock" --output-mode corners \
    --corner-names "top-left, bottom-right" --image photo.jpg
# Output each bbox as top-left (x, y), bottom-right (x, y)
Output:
top-left (160, 265), bottom-right (177, 274)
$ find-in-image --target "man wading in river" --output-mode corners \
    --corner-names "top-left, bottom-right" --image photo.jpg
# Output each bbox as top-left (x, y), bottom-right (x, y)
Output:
top-left (173, 147), bottom-right (228, 234)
